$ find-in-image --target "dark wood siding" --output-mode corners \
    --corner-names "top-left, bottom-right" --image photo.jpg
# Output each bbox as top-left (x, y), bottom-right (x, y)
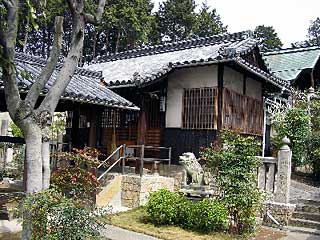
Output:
top-left (163, 128), bottom-right (217, 164)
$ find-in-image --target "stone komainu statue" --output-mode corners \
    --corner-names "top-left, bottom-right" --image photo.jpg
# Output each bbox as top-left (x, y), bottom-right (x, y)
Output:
top-left (179, 152), bottom-right (210, 186)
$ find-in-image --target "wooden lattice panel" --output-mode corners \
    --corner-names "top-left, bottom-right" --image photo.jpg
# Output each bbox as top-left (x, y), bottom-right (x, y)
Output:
top-left (223, 88), bottom-right (263, 135)
top-left (182, 87), bottom-right (218, 130)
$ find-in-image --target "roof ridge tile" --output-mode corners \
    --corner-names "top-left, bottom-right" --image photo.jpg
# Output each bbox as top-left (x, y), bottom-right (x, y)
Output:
top-left (94, 31), bottom-right (254, 63)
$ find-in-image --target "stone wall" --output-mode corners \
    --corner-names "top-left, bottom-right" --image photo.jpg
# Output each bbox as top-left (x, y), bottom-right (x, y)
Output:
top-left (121, 175), bottom-right (174, 208)
top-left (264, 202), bottom-right (296, 226)
top-left (159, 164), bottom-right (184, 191)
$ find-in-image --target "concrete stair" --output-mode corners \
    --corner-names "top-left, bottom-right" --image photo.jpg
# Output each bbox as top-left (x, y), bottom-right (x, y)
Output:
top-left (96, 174), bottom-right (122, 208)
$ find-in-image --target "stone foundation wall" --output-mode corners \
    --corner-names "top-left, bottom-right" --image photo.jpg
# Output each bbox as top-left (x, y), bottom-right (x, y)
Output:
top-left (121, 175), bottom-right (174, 208)
top-left (264, 202), bottom-right (296, 226)
top-left (159, 164), bottom-right (184, 191)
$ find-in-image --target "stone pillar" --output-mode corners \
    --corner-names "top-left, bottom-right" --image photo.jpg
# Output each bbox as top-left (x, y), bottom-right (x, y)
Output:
top-left (1, 119), bottom-right (9, 136)
top-left (265, 163), bottom-right (276, 193)
top-left (264, 137), bottom-right (295, 226)
top-left (274, 137), bottom-right (292, 204)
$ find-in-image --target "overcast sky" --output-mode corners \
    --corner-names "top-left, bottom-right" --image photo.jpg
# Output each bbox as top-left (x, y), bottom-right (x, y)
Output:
top-left (153, 0), bottom-right (320, 47)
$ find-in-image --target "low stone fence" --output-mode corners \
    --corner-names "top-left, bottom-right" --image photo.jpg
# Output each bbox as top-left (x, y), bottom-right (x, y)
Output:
top-left (121, 175), bottom-right (174, 208)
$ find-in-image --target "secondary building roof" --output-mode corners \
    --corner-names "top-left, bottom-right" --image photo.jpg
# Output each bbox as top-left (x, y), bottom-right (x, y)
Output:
top-left (263, 46), bottom-right (320, 82)
top-left (0, 53), bottom-right (139, 110)
top-left (87, 31), bottom-right (290, 90)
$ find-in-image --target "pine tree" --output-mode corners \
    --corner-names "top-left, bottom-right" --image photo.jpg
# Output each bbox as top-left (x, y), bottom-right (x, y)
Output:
top-left (308, 17), bottom-right (320, 45)
top-left (194, 2), bottom-right (227, 38)
top-left (254, 25), bottom-right (283, 50)
top-left (157, 0), bottom-right (197, 42)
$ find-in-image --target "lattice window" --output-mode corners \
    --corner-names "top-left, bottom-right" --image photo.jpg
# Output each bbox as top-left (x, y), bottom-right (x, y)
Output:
top-left (182, 88), bottom-right (217, 129)
top-left (100, 108), bottom-right (138, 129)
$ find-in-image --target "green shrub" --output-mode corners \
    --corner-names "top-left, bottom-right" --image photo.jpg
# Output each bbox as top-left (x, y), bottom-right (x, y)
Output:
top-left (186, 199), bottom-right (228, 232)
top-left (21, 188), bottom-right (100, 240)
top-left (201, 130), bottom-right (263, 234)
top-left (146, 189), bottom-right (187, 225)
top-left (145, 189), bottom-right (228, 232)
top-left (272, 108), bottom-right (310, 168)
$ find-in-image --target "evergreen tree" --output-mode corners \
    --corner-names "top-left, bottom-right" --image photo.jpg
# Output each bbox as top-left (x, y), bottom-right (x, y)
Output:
top-left (157, 0), bottom-right (197, 42)
top-left (254, 25), bottom-right (283, 50)
top-left (308, 17), bottom-right (320, 45)
top-left (194, 2), bottom-right (227, 38)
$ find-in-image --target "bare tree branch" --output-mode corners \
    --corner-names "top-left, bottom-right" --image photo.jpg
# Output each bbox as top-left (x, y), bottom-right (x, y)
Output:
top-left (0, 0), bottom-right (21, 118)
top-left (67, 0), bottom-right (76, 13)
top-left (25, 16), bottom-right (63, 108)
top-left (2, 0), bottom-right (13, 9)
top-left (38, 0), bottom-right (106, 114)
top-left (38, 0), bottom-right (84, 114)
top-left (84, 0), bottom-right (106, 25)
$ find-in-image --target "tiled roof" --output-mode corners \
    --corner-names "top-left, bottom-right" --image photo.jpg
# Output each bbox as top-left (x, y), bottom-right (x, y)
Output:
top-left (263, 46), bottom-right (320, 81)
top-left (87, 31), bottom-right (290, 90)
top-left (87, 31), bottom-right (270, 86)
top-left (0, 53), bottom-right (139, 110)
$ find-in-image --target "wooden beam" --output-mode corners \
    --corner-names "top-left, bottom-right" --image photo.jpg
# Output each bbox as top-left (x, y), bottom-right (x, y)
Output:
top-left (0, 136), bottom-right (25, 144)
top-left (243, 74), bottom-right (247, 95)
top-left (217, 64), bottom-right (224, 131)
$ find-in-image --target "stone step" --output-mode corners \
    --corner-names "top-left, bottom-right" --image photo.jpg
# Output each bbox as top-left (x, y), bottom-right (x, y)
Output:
top-left (293, 212), bottom-right (320, 222)
top-left (289, 218), bottom-right (320, 230)
top-left (293, 199), bottom-right (320, 207)
top-left (295, 204), bottom-right (320, 214)
top-left (286, 225), bottom-right (320, 236)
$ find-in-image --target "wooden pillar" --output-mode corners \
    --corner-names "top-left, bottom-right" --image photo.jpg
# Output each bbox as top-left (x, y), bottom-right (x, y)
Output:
top-left (137, 96), bottom-right (147, 145)
top-left (88, 107), bottom-right (97, 147)
top-left (217, 64), bottom-right (224, 131)
top-left (71, 104), bottom-right (80, 148)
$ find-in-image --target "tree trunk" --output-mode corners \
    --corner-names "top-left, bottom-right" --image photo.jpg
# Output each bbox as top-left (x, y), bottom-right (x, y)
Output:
top-left (21, 121), bottom-right (42, 240)
top-left (42, 141), bottom-right (50, 190)
top-left (92, 28), bottom-right (98, 60)
top-left (23, 122), bottom-right (43, 193)
top-left (115, 30), bottom-right (120, 53)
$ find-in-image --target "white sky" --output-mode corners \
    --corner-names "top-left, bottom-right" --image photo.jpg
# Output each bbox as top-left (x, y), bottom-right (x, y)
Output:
top-left (153, 0), bottom-right (320, 47)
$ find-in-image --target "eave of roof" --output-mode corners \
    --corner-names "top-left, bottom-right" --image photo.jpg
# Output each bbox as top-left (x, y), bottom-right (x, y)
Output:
top-left (0, 53), bottom-right (139, 111)
top-left (103, 57), bottom-right (291, 92)
top-left (263, 46), bottom-right (320, 81)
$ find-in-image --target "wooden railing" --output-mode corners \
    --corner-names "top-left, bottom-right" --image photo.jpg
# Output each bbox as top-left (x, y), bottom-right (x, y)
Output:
top-left (96, 144), bottom-right (172, 181)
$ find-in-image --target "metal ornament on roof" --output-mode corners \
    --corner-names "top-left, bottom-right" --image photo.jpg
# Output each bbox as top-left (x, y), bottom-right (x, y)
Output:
top-left (265, 96), bottom-right (291, 117)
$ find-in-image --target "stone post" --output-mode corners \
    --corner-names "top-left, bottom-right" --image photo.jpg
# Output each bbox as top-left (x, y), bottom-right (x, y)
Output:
top-left (264, 137), bottom-right (295, 226)
top-left (274, 137), bottom-right (292, 204)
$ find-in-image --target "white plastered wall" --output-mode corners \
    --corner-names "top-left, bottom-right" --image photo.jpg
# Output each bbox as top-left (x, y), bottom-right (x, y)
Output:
top-left (165, 65), bottom-right (263, 128)
top-left (246, 77), bottom-right (262, 99)
top-left (166, 65), bottom-right (218, 128)
top-left (224, 66), bottom-right (244, 95)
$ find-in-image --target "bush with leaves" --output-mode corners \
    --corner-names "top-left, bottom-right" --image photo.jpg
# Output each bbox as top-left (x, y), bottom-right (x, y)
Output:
top-left (145, 189), bottom-right (187, 225)
top-left (272, 108), bottom-right (310, 168)
top-left (20, 188), bottom-right (101, 240)
top-left (145, 189), bottom-right (228, 232)
top-left (305, 99), bottom-right (320, 178)
top-left (185, 199), bottom-right (228, 232)
top-left (51, 167), bottom-right (99, 201)
top-left (201, 130), bottom-right (263, 234)
top-left (51, 147), bottom-right (102, 202)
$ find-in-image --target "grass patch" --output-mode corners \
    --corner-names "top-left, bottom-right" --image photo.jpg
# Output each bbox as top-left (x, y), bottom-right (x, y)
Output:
top-left (105, 208), bottom-right (286, 240)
